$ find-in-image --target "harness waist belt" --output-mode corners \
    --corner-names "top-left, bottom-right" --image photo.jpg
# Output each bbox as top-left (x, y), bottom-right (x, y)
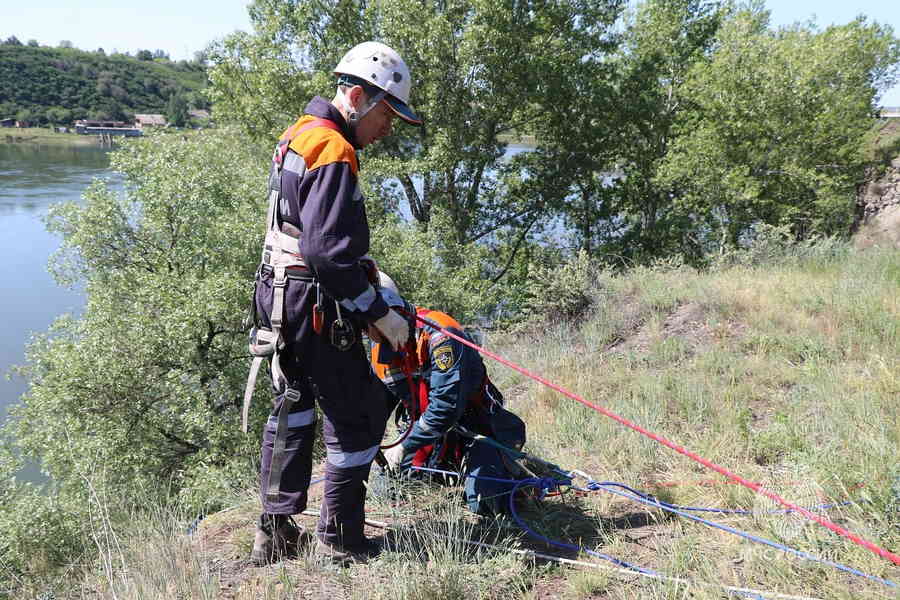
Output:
top-left (260, 263), bottom-right (315, 282)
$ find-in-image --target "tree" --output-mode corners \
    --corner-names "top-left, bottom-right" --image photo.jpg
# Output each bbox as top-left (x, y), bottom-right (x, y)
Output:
top-left (208, 0), bottom-right (625, 300)
top-left (27, 39), bottom-right (39, 47)
top-left (658, 9), bottom-right (900, 249)
top-left (5, 36), bottom-right (22, 46)
top-left (0, 43), bottom-right (207, 129)
top-left (600, 0), bottom-right (729, 261)
top-left (166, 93), bottom-right (189, 127)
top-left (58, 40), bottom-right (73, 48)
top-left (45, 106), bottom-right (72, 125)
top-left (92, 98), bottom-right (128, 121)
top-left (136, 49), bottom-right (154, 61)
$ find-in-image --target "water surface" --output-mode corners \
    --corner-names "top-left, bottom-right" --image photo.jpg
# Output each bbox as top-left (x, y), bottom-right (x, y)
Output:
top-left (0, 144), bottom-right (115, 425)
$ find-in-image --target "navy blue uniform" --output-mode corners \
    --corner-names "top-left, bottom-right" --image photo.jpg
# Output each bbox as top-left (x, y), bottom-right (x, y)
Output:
top-left (254, 97), bottom-right (391, 548)
top-left (372, 309), bottom-right (524, 515)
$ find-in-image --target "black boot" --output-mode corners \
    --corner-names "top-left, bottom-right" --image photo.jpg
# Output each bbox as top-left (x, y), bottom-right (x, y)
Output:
top-left (250, 513), bottom-right (303, 566)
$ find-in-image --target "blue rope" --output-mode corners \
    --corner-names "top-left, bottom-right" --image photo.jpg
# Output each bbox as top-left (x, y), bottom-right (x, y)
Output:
top-left (580, 480), bottom-right (897, 589)
top-left (411, 467), bottom-right (763, 597)
top-left (597, 481), bottom-right (857, 515)
top-left (507, 477), bottom-right (658, 576)
top-left (508, 477), bottom-right (765, 599)
top-left (406, 465), bottom-right (895, 591)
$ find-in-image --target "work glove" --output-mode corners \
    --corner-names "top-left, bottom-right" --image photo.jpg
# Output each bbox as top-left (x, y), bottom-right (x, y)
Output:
top-left (382, 443), bottom-right (407, 472)
top-left (372, 308), bottom-right (409, 351)
top-left (360, 254), bottom-right (379, 285)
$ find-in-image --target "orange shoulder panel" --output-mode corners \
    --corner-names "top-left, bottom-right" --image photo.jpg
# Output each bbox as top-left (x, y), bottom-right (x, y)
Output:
top-left (420, 309), bottom-right (462, 332)
top-left (370, 342), bottom-right (390, 379)
top-left (284, 115), bottom-right (358, 174)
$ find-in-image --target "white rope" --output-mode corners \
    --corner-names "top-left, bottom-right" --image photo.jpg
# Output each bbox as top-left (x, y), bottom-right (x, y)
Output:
top-left (299, 509), bottom-right (822, 600)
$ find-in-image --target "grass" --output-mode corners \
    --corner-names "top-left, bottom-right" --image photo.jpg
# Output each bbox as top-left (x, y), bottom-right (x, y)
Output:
top-left (6, 243), bottom-right (900, 599)
top-left (0, 126), bottom-right (109, 147)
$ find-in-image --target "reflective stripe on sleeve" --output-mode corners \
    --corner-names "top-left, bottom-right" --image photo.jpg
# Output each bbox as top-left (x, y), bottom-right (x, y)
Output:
top-left (325, 444), bottom-right (380, 468)
top-left (283, 152), bottom-right (306, 175)
top-left (266, 408), bottom-right (316, 430)
top-left (338, 283), bottom-right (378, 313)
top-left (349, 284), bottom-right (377, 312)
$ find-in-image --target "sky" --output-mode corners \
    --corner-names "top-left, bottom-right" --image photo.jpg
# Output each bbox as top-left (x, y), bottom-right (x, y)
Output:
top-left (1, 0), bottom-right (898, 106)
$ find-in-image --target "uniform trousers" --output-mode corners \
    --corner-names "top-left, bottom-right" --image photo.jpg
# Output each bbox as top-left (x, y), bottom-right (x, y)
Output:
top-left (258, 335), bottom-right (390, 547)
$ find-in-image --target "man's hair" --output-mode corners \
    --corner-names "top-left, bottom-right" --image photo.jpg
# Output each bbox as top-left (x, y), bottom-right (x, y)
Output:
top-left (337, 73), bottom-right (383, 99)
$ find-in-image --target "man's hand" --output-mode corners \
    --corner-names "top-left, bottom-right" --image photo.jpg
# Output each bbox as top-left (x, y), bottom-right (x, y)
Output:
top-left (372, 309), bottom-right (409, 350)
top-left (382, 444), bottom-right (406, 472)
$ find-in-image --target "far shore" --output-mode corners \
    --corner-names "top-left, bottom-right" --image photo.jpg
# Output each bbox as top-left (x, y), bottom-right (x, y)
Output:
top-left (1, 126), bottom-right (118, 147)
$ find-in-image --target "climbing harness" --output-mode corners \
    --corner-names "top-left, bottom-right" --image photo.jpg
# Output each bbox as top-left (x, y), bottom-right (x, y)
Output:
top-left (378, 341), bottom-right (421, 450)
top-left (374, 310), bottom-right (525, 469)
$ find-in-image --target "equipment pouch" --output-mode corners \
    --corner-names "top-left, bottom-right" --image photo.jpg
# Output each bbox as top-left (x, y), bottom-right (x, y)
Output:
top-left (249, 326), bottom-right (279, 357)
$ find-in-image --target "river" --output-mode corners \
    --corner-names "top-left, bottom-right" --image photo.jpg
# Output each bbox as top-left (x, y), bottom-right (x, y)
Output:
top-left (0, 144), bottom-right (116, 448)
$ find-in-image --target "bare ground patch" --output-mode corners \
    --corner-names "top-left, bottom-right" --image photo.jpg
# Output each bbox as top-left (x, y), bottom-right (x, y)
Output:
top-left (604, 302), bottom-right (744, 358)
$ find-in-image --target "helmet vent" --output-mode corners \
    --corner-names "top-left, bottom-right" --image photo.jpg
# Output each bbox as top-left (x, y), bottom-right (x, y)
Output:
top-left (393, 72), bottom-right (403, 83)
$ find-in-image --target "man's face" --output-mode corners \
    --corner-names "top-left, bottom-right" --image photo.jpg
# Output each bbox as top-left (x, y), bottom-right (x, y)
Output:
top-left (354, 94), bottom-right (395, 148)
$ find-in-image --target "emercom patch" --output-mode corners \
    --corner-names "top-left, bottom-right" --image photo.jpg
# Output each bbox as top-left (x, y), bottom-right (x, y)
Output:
top-left (433, 344), bottom-right (455, 372)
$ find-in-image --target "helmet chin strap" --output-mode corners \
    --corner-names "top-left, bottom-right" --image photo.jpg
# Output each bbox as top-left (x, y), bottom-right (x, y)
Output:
top-left (339, 86), bottom-right (388, 127)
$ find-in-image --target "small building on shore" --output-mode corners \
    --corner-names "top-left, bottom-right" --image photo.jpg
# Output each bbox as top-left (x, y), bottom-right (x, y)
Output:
top-left (74, 119), bottom-right (126, 132)
top-left (880, 107), bottom-right (900, 119)
top-left (74, 119), bottom-right (142, 137)
top-left (134, 114), bottom-right (167, 128)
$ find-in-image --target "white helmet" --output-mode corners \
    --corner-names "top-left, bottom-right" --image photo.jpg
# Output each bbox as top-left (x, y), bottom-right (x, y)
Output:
top-left (334, 41), bottom-right (422, 125)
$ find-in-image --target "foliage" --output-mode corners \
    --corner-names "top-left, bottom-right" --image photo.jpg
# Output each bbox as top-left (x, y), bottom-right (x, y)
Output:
top-left (0, 43), bottom-right (209, 124)
top-left (712, 222), bottom-right (849, 268)
top-left (597, 0), bottom-right (730, 261)
top-left (207, 0), bottom-right (625, 286)
top-left (657, 8), bottom-right (900, 251)
top-left (517, 250), bottom-right (602, 324)
top-left (10, 241), bottom-right (900, 598)
top-left (0, 128), bottom-right (269, 579)
top-left (4, 0), bottom-right (900, 591)
top-left (166, 93), bottom-right (190, 127)
top-left (368, 215), bottom-right (500, 323)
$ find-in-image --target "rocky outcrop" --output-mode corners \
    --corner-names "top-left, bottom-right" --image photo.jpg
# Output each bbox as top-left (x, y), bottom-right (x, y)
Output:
top-left (854, 156), bottom-right (900, 250)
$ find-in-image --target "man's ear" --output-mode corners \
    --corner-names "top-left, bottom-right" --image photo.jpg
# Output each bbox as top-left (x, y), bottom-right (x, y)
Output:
top-left (347, 84), bottom-right (365, 109)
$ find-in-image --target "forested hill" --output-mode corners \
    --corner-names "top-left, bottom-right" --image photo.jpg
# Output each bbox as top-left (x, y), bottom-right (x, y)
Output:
top-left (0, 42), bottom-right (208, 125)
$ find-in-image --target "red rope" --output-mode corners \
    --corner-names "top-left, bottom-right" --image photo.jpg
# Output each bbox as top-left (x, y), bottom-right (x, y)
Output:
top-left (406, 310), bottom-right (900, 567)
